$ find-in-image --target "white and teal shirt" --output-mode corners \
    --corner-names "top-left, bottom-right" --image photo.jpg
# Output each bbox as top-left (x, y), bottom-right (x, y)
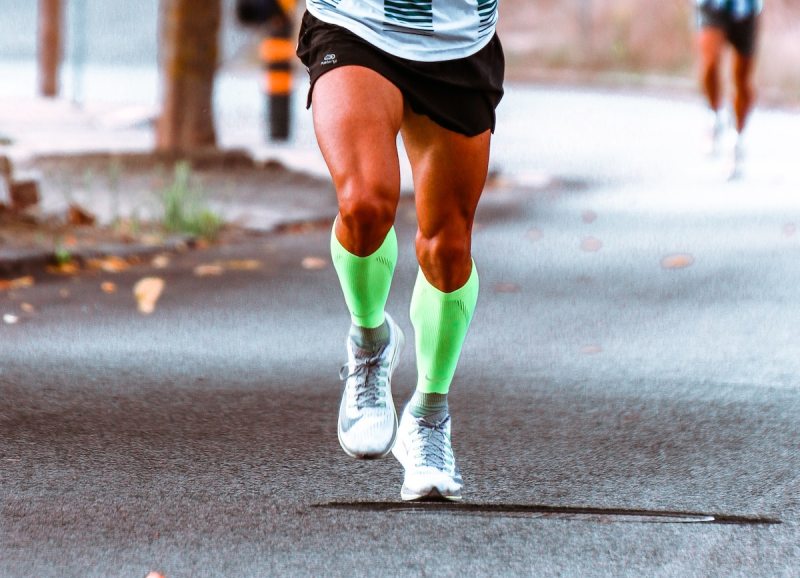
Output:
top-left (696, 0), bottom-right (763, 19)
top-left (306, 0), bottom-right (499, 62)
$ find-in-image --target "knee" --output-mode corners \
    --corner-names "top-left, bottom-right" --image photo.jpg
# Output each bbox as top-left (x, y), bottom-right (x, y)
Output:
top-left (337, 178), bottom-right (397, 246)
top-left (416, 227), bottom-right (472, 290)
top-left (701, 59), bottom-right (719, 81)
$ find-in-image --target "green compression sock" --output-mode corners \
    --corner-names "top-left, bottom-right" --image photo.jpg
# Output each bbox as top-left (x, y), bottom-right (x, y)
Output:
top-left (410, 262), bottom-right (479, 394)
top-left (330, 222), bottom-right (397, 329)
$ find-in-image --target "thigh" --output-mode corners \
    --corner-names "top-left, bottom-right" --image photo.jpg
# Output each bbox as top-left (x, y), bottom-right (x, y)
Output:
top-left (311, 65), bottom-right (404, 202)
top-left (400, 107), bottom-right (491, 239)
top-left (697, 25), bottom-right (725, 66)
top-left (312, 66), bottom-right (405, 254)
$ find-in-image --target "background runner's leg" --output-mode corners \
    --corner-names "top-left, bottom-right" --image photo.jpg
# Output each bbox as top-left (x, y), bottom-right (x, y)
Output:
top-left (698, 27), bottom-right (725, 113)
top-left (731, 51), bottom-right (756, 133)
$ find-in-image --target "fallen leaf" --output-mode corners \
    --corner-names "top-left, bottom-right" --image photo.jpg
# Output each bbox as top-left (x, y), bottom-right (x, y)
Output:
top-left (3, 314), bottom-right (19, 324)
top-left (133, 277), bottom-right (164, 315)
top-left (20, 303), bottom-right (35, 314)
top-left (140, 234), bottom-right (164, 246)
top-left (88, 256), bottom-right (129, 273)
top-left (67, 203), bottom-right (96, 226)
top-left (580, 237), bottom-right (603, 252)
top-left (101, 282), bottom-right (117, 294)
top-left (661, 254), bottom-right (695, 270)
top-left (151, 254), bottom-right (170, 269)
top-left (145, 573), bottom-right (166, 578)
top-left (46, 262), bottom-right (80, 275)
top-left (493, 282), bottom-right (521, 293)
top-left (0, 276), bottom-right (34, 291)
top-left (783, 223), bottom-right (797, 238)
top-left (193, 264), bottom-right (224, 277)
top-left (580, 344), bottom-right (603, 355)
top-left (582, 210), bottom-right (598, 224)
top-left (301, 257), bottom-right (328, 270)
top-left (59, 288), bottom-right (70, 298)
top-left (224, 259), bottom-right (262, 271)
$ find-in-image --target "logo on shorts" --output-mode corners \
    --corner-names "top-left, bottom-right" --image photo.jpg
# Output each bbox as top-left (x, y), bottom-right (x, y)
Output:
top-left (321, 53), bottom-right (337, 65)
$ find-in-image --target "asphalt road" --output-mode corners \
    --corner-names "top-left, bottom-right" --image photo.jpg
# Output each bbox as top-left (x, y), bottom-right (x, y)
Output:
top-left (2, 156), bottom-right (800, 576)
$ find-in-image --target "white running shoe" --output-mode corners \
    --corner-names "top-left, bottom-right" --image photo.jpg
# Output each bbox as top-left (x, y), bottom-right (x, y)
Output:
top-left (392, 406), bottom-right (463, 501)
top-left (723, 129), bottom-right (743, 181)
top-left (337, 313), bottom-right (404, 459)
top-left (704, 109), bottom-right (726, 157)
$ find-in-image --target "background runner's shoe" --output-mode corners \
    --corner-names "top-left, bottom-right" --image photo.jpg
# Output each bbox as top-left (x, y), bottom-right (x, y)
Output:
top-left (704, 109), bottom-right (726, 157)
top-left (392, 407), bottom-right (463, 501)
top-left (337, 313), bottom-right (404, 459)
top-left (724, 130), bottom-right (743, 181)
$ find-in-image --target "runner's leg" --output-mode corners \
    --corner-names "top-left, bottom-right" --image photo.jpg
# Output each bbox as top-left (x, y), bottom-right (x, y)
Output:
top-left (402, 107), bottom-right (489, 394)
top-left (391, 107), bottom-right (490, 500)
top-left (312, 66), bottom-right (406, 458)
top-left (731, 51), bottom-right (756, 133)
top-left (313, 66), bottom-right (402, 332)
top-left (698, 25), bottom-right (727, 154)
top-left (698, 26), bottom-right (725, 113)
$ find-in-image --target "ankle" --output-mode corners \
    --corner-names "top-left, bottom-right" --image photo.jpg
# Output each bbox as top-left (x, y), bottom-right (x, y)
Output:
top-left (408, 391), bottom-right (448, 419)
top-left (349, 320), bottom-right (389, 352)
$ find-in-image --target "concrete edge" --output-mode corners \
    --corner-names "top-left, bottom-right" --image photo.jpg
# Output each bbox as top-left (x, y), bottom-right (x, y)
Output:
top-left (0, 235), bottom-right (197, 279)
top-left (0, 146), bottom-right (342, 279)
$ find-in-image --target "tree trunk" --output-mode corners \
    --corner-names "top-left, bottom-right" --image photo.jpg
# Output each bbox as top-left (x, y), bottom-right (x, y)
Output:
top-left (38, 0), bottom-right (62, 97)
top-left (156, 0), bottom-right (221, 153)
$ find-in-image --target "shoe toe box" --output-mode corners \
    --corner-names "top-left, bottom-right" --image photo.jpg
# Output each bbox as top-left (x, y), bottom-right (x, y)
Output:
top-left (339, 412), bottom-right (396, 456)
top-left (403, 466), bottom-right (463, 496)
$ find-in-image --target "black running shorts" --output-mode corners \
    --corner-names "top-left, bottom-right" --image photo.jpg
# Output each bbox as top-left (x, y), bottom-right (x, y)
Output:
top-left (295, 11), bottom-right (505, 137)
top-left (697, 5), bottom-right (758, 57)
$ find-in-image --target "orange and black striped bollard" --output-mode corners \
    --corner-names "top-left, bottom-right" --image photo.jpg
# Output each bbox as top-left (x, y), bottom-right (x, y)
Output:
top-left (260, 19), bottom-right (294, 141)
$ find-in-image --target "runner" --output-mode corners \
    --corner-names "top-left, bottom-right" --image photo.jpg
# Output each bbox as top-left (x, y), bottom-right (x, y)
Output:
top-left (696, 0), bottom-right (762, 178)
top-left (297, 1), bottom-right (504, 501)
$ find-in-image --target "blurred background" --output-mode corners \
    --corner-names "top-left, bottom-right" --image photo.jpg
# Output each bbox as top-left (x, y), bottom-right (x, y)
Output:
top-left (1, 0), bottom-right (798, 144)
top-left (501, 0), bottom-right (800, 105)
top-left (1, 0), bottom-right (799, 241)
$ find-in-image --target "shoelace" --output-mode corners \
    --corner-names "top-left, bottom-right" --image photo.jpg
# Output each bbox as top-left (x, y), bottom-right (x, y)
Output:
top-left (409, 415), bottom-right (452, 471)
top-left (339, 351), bottom-right (387, 409)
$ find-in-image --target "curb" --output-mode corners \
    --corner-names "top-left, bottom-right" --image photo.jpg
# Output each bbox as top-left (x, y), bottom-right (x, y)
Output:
top-left (0, 235), bottom-right (195, 279)
top-left (0, 147), bottom-right (340, 279)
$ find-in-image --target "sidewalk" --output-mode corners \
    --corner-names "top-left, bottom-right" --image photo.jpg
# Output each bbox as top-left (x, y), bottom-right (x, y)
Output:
top-left (0, 68), bottom-right (342, 276)
top-left (3, 63), bottom-right (800, 276)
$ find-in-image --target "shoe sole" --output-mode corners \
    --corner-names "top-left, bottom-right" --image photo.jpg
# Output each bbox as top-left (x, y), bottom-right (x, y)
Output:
top-left (400, 486), bottom-right (462, 502)
top-left (338, 430), bottom-right (396, 460)
top-left (337, 315), bottom-right (405, 460)
top-left (393, 429), bottom-right (463, 501)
